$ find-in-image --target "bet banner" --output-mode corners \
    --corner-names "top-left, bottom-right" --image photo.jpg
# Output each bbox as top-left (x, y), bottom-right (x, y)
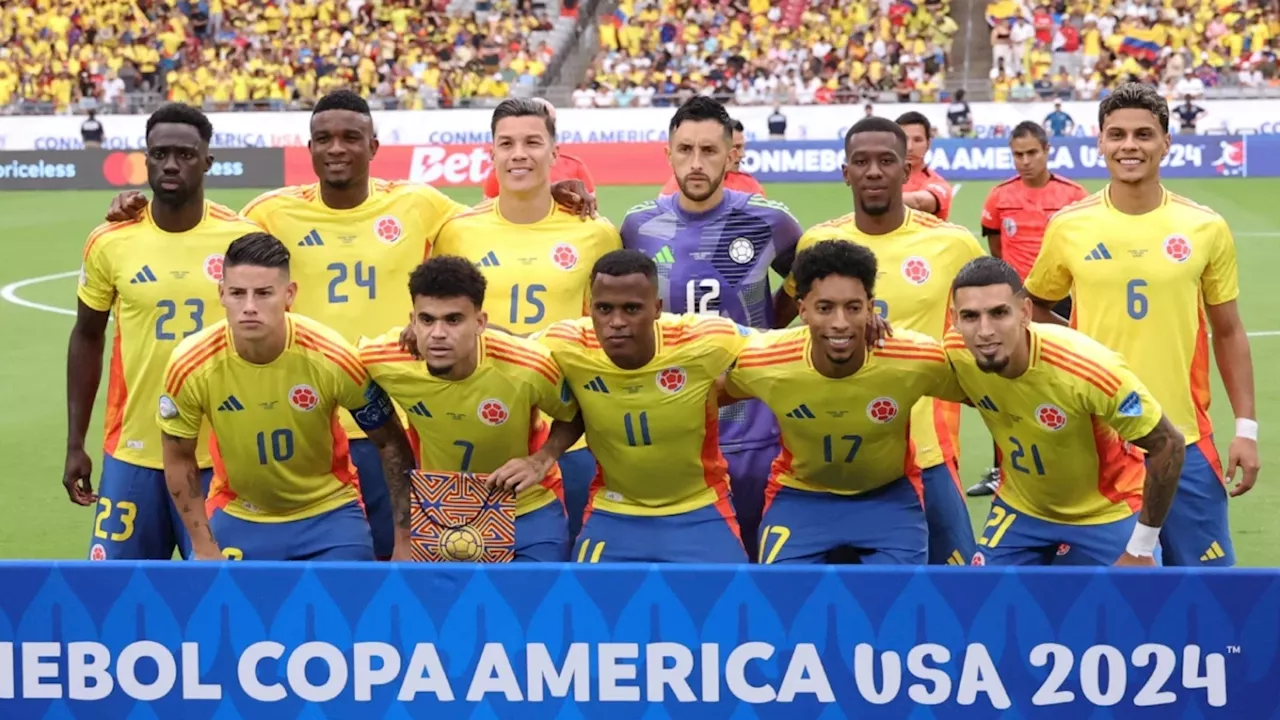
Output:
top-left (0, 563), bottom-right (1277, 718)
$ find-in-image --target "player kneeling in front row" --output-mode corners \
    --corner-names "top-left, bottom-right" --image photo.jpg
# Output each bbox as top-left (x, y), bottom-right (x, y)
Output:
top-left (944, 257), bottom-right (1185, 566)
top-left (158, 233), bottom-right (418, 561)
top-left (722, 240), bottom-right (965, 564)
top-left (537, 249), bottom-right (750, 563)
top-left (359, 256), bottom-right (583, 561)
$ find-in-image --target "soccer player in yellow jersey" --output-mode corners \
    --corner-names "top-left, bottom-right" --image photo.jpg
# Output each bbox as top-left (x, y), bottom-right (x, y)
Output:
top-left (947, 257), bottom-right (1186, 566)
top-left (1024, 84), bottom-right (1259, 567)
top-left (537, 250), bottom-right (751, 563)
top-left (359, 257), bottom-right (584, 561)
top-left (158, 233), bottom-right (417, 562)
top-left (105, 91), bottom-right (595, 561)
top-left (65, 104), bottom-right (262, 561)
top-left (723, 240), bottom-right (966, 565)
top-left (783, 117), bottom-right (985, 566)
top-left (432, 98), bottom-right (621, 542)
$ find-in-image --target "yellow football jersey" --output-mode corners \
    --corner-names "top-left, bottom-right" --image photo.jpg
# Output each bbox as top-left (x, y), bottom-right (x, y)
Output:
top-left (943, 323), bottom-right (1163, 525)
top-left (358, 329), bottom-right (579, 517)
top-left (432, 199), bottom-right (622, 334)
top-left (538, 314), bottom-right (750, 516)
top-left (77, 201), bottom-right (261, 469)
top-left (158, 314), bottom-right (390, 523)
top-left (1025, 187), bottom-right (1239, 445)
top-left (240, 179), bottom-right (467, 440)
top-left (726, 328), bottom-right (965, 495)
top-left (784, 210), bottom-right (986, 470)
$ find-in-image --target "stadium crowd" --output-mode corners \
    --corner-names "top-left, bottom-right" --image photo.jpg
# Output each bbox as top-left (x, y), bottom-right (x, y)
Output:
top-left (588, 0), bottom-right (959, 106)
top-left (0, 0), bottom-right (561, 114)
top-left (986, 0), bottom-right (1280, 102)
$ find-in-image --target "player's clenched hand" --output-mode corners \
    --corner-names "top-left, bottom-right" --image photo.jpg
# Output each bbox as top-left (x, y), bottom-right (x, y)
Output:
top-left (488, 456), bottom-right (551, 494)
top-left (398, 326), bottom-right (422, 359)
top-left (1114, 552), bottom-right (1158, 567)
top-left (1225, 436), bottom-right (1260, 497)
top-left (550, 180), bottom-right (598, 219)
top-left (865, 313), bottom-right (893, 348)
top-left (62, 448), bottom-right (97, 506)
top-left (192, 547), bottom-right (224, 561)
top-left (105, 191), bottom-right (149, 222)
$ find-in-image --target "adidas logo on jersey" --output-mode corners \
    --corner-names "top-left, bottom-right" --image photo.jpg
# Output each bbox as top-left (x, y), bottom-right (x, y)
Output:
top-left (408, 402), bottom-right (432, 417)
top-left (298, 230), bottom-right (324, 247)
top-left (217, 396), bottom-right (245, 412)
top-left (1200, 541), bottom-right (1227, 562)
top-left (583, 376), bottom-right (610, 393)
top-left (477, 251), bottom-right (500, 267)
top-left (1083, 243), bottom-right (1112, 261)
top-left (129, 266), bottom-right (157, 284)
top-left (785, 404), bottom-right (816, 419)
top-left (652, 245), bottom-right (675, 264)
top-left (977, 395), bottom-right (999, 412)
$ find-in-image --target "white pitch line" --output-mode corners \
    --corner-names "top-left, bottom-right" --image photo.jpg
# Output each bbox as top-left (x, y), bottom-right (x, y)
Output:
top-left (2, 270), bottom-right (1279, 338)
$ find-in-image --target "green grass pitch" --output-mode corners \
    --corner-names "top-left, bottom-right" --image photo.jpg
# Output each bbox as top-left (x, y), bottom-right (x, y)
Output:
top-left (1, 178), bottom-right (1277, 564)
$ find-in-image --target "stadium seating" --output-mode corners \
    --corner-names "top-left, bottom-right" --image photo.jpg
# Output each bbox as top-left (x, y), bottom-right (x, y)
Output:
top-left (0, 0), bottom-right (576, 115)
top-left (588, 0), bottom-right (958, 106)
top-left (986, 0), bottom-right (1280, 101)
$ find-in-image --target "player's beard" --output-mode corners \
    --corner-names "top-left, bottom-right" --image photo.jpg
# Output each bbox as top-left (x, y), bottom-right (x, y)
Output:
top-left (974, 353), bottom-right (1010, 374)
top-left (150, 179), bottom-right (195, 207)
top-left (858, 195), bottom-right (892, 216)
top-left (678, 169), bottom-right (725, 203)
top-left (425, 362), bottom-right (454, 378)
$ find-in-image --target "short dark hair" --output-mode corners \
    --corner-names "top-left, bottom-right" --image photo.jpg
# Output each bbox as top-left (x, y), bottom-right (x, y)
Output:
top-left (490, 97), bottom-right (556, 139)
top-left (313, 89), bottom-right (372, 117)
top-left (1099, 82), bottom-right (1169, 133)
top-left (1010, 121), bottom-right (1049, 146)
top-left (591, 249), bottom-right (658, 284)
top-left (224, 232), bottom-right (290, 272)
top-left (951, 256), bottom-right (1024, 299)
top-left (146, 103), bottom-right (213, 144)
top-left (792, 240), bottom-right (878, 300)
top-left (730, 118), bottom-right (745, 133)
top-left (408, 256), bottom-right (487, 309)
top-left (844, 116), bottom-right (908, 156)
top-left (669, 96), bottom-right (733, 139)
top-left (895, 111), bottom-right (932, 139)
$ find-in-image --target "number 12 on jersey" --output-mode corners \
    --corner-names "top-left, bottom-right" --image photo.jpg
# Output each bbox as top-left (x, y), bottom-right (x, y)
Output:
top-left (685, 278), bottom-right (721, 316)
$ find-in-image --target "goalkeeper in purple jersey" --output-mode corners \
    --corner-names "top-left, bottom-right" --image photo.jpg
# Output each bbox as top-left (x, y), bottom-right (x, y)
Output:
top-left (619, 97), bottom-right (803, 561)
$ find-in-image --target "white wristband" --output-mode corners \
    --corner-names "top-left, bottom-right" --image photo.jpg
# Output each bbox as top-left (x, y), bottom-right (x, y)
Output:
top-left (1125, 522), bottom-right (1161, 558)
top-left (1236, 418), bottom-right (1259, 441)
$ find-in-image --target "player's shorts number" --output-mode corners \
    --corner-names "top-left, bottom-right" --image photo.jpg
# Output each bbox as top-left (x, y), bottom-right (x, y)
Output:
top-left (823, 433), bottom-right (863, 463)
top-left (509, 284), bottom-right (547, 325)
top-left (256, 429), bottom-right (295, 464)
top-left (328, 262), bottom-right (377, 303)
top-left (685, 278), bottom-right (721, 316)
top-left (155, 299), bottom-right (204, 340)
top-left (873, 299), bottom-right (889, 320)
top-left (1009, 436), bottom-right (1046, 475)
top-left (759, 525), bottom-right (791, 564)
top-left (978, 505), bottom-right (1017, 548)
top-left (453, 440), bottom-right (475, 472)
top-left (623, 412), bottom-right (652, 446)
top-left (93, 498), bottom-right (137, 542)
top-left (1126, 279), bottom-right (1148, 320)
top-left (221, 547), bottom-right (244, 561)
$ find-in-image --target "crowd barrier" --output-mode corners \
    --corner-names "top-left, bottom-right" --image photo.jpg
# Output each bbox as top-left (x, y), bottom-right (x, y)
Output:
top-left (0, 562), bottom-right (1277, 718)
top-left (0, 136), bottom-right (1268, 191)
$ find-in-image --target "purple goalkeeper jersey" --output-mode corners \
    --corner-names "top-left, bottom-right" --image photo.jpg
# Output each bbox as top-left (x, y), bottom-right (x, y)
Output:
top-left (620, 189), bottom-right (803, 451)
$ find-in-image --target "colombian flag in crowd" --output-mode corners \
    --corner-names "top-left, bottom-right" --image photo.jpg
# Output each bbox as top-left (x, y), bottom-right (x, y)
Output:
top-left (1119, 27), bottom-right (1161, 61)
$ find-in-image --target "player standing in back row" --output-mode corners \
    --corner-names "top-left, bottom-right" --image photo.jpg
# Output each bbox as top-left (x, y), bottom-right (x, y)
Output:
top-left (621, 96), bottom-right (803, 559)
top-left (66, 104), bottom-right (261, 560)
top-left (784, 117), bottom-right (984, 566)
top-left (1024, 83), bottom-right (1259, 566)
top-left (897, 112), bottom-right (953, 221)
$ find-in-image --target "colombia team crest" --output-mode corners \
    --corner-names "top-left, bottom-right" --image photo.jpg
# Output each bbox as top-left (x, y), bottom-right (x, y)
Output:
top-left (1162, 234), bottom-right (1192, 263)
top-left (477, 398), bottom-right (510, 426)
top-left (289, 385), bottom-right (320, 412)
top-left (655, 367), bottom-right (687, 394)
top-left (551, 243), bottom-right (579, 270)
top-left (901, 256), bottom-right (931, 285)
top-left (374, 215), bottom-right (403, 243)
top-left (203, 254), bottom-right (224, 282)
top-left (866, 397), bottom-right (899, 423)
top-left (1035, 403), bottom-right (1068, 431)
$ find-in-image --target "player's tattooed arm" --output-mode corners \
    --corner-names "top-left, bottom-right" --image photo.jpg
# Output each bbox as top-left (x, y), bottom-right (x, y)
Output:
top-left (490, 413), bottom-right (586, 493)
top-left (364, 419), bottom-right (417, 560)
top-left (1206, 299), bottom-right (1260, 497)
top-left (64, 301), bottom-right (111, 505)
top-left (1130, 415), bottom-right (1186, 529)
top-left (160, 432), bottom-right (221, 560)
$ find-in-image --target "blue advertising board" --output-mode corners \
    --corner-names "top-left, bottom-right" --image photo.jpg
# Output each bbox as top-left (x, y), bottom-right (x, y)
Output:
top-left (0, 562), bottom-right (1277, 719)
top-left (740, 135), bottom-right (1270, 182)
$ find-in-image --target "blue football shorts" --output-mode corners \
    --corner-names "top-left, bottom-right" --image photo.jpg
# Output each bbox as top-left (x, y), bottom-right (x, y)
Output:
top-left (1159, 437), bottom-right (1234, 566)
top-left (210, 500), bottom-right (375, 561)
top-left (88, 454), bottom-right (212, 561)
top-left (972, 496), bottom-right (1163, 566)
top-left (573, 496), bottom-right (746, 563)
top-left (920, 461), bottom-right (979, 566)
top-left (516, 499), bottom-right (571, 562)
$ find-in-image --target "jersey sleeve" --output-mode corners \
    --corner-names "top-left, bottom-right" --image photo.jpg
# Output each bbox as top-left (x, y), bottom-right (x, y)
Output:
top-left (413, 184), bottom-right (470, 245)
top-left (330, 339), bottom-right (396, 431)
top-left (766, 201), bottom-right (804, 275)
top-left (980, 187), bottom-right (1001, 232)
top-left (570, 156), bottom-right (596, 193)
top-left (1088, 356), bottom-right (1164, 443)
top-left (703, 318), bottom-right (752, 375)
top-left (533, 358), bottom-right (580, 422)
top-left (925, 177), bottom-right (953, 221)
top-left (1200, 217), bottom-right (1240, 306)
top-left (239, 190), bottom-right (277, 226)
top-left (1023, 215), bottom-right (1073, 301)
top-left (77, 228), bottom-right (117, 312)
top-left (927, 358), bottom-right (969, 403)
top-left (157, 349), bottom-right (206, 440)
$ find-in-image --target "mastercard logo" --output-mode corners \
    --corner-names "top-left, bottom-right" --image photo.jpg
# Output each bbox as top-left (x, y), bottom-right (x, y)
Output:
top-left (102, 152), bottom-right (148, 186)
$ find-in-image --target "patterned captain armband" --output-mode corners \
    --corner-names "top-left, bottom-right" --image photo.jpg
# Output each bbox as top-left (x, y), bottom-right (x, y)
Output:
top-left (352, 381), bottom-right (396, 431)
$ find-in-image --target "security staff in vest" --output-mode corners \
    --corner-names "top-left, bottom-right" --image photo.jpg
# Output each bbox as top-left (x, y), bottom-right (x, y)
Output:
top-left (81, 111), bottom-right (105, 149)
top-left (768, 106), bottom-right (787, 139)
